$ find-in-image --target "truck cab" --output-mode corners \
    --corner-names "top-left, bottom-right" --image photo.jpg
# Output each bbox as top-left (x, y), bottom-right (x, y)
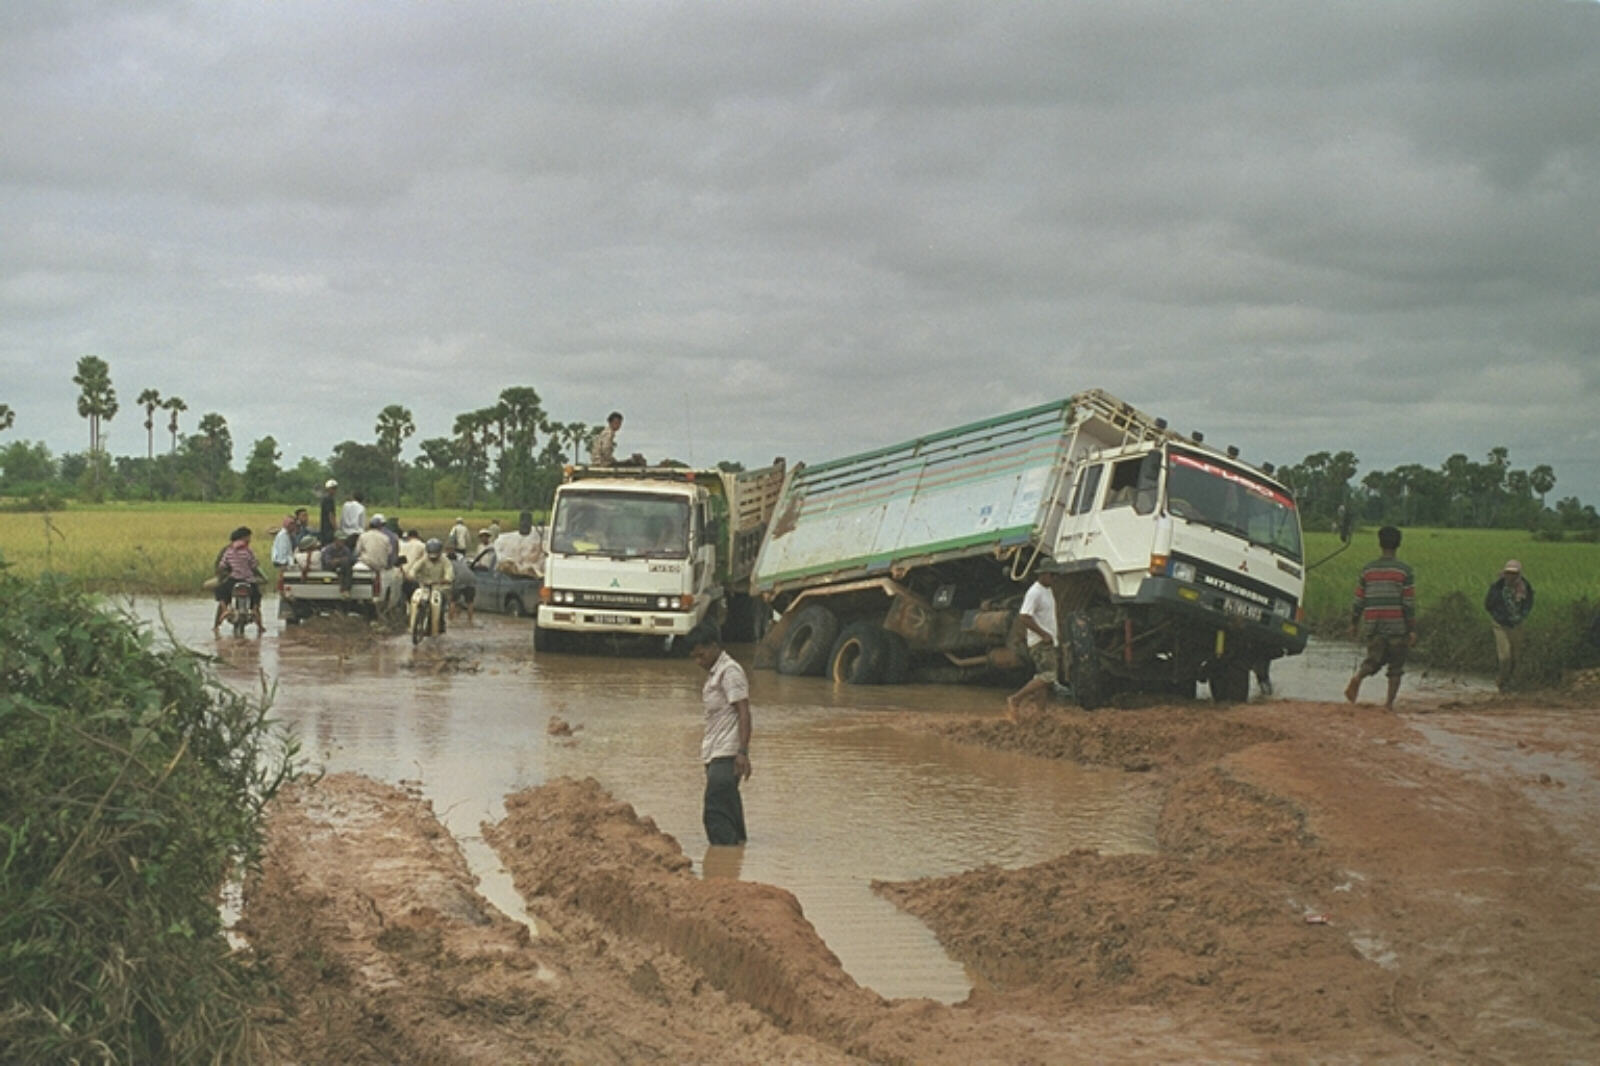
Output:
top-left (535, 474), bottom-right (716, 649)
top-left (1051, 438), bottom-right (1306, 703)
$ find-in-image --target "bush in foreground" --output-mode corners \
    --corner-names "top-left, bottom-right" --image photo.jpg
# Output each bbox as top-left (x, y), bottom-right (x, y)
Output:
top-left (0, 562), bottom-right (298, 1064)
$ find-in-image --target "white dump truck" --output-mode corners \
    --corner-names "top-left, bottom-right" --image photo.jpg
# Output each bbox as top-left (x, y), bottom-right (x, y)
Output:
top-left (535, 461), bottom-right (786, 651)
top-left (750, 390), bottom-right (1307, 704)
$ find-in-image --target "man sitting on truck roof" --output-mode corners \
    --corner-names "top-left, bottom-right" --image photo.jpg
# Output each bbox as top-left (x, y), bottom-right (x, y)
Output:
top-left (590, 411), bottom-right (622, 466)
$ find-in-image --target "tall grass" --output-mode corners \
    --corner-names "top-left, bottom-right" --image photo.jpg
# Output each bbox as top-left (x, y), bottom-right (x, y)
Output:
top-left (0, 566), bottom-right (299, 1064)
top-left (1303, 528), bottom-right (1600, 687)
top-left (0, 502), bottom-right (533, 596)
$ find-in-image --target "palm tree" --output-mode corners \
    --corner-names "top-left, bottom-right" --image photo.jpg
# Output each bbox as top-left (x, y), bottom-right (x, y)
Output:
top-left (563, 420), bottom-right (594, 464)
top-left (163, 396), bottom-right (187, 454)
top-left (0, 403), bottom-right (14, 433)
top-left (374, 404), bottom-right (416, 506)
top-left (1529, 464), bottom-right (1556, 509)
top-left (72, 355), bottom-right (118, 454)
top-left (137, 388), bottom-right (163, 460)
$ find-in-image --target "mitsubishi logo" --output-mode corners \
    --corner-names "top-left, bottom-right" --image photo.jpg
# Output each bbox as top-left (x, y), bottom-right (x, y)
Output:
top-left (610, 578), bottom-right (621, 587)
top-left (1238, 561), bottom-right (1249, 573)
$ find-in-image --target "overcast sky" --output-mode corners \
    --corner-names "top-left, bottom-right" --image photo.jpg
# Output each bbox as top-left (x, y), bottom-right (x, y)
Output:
top-left (3, 0), bottom-right (1598, 505)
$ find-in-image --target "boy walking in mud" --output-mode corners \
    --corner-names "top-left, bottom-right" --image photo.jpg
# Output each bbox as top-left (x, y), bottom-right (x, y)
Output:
top-left (1344, 525), bottom-right (1416, 711)
top-left (687, 624), bottom-right (752, 846)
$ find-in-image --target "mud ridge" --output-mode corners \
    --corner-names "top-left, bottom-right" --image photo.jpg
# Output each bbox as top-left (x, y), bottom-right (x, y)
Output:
top-left (883, 699), bottom-right (1600, 1061)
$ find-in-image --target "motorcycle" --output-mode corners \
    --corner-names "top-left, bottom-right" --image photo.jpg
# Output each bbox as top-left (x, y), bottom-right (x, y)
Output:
top-left (226, 577), bottom-right (262, 637)
top-left (409, 583), bottom-right (447, 645)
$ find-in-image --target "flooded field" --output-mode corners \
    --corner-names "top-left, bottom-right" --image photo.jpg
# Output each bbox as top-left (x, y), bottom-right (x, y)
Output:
top-left (141, 597), bottom-right (1155, 1002)
top-left (129, 596), bottom-right (1599, 1063)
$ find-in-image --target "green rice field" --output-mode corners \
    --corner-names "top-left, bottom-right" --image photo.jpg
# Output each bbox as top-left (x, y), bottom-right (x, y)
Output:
top-left (0, 502), bottom-right (525, 596)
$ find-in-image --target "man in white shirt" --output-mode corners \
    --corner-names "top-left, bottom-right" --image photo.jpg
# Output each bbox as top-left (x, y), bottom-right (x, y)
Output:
top-left (688, 624), bottom-right (752, 846)
top-left (338, 491), bottom-right (367, 539)
top-left (1007, 569), bottom-right (1060, 717)
top-left (447, 516), bottom-right (471, 553)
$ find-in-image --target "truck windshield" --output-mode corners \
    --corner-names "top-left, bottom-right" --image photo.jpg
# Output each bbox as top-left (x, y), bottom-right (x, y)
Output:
top-left (1164, 450), bottom-right (1303, 560)
top-left (550, 491), bottom-right (690, 559)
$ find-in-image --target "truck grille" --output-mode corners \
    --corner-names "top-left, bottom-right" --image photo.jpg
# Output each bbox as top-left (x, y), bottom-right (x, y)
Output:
top-left (571, 591), bottom-right (655, 609)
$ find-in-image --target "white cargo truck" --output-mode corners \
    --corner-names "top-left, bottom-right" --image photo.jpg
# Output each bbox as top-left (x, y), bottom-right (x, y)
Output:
top-left (535, 461), bottom-right (786, 651)
top-left (750, 391), bottom-right (1307, 704)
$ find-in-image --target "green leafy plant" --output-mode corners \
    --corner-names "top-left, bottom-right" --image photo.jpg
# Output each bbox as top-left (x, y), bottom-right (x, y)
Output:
top-left (0, 560), bottom-right (298, 1064)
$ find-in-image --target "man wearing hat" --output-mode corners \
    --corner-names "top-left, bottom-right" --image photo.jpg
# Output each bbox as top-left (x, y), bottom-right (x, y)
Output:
top-left (1484, 560), bottom-right (1535, 691)
top-left (448, 515), bottom-right (471, 553)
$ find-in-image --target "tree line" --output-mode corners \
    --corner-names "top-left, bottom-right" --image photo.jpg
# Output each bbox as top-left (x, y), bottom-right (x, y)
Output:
top-left (1275, 447), bottom-right (1599, 536)
top-left (0, 356), bottom-right (607, 511)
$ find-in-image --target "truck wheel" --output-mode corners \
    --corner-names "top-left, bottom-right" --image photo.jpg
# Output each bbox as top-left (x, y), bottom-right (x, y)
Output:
top-left (776, 605), bottom-right (840, 676)
top-left (1209, 663), bottom-right (1251, 704)
top-left (1066, 611), bottom-right (1109, 710)
top-left (829, 622), bottom-right (891, 684)
top-left (882, 631), bottom-right (911, 684)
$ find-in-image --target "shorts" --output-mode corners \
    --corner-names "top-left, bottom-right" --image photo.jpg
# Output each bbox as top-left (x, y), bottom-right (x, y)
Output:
top-left (1028, 641), bottom-right (1060, 683)
top-left (1360, 633), bottom-right (1409, 679)
top-left (454, 586), bottom-right (476, 605)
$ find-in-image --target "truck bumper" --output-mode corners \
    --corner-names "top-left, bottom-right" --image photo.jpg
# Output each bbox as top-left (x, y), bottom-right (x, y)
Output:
top-left (1131, 576), bottom-right (1308, 657)
top-left (537, 605), bottom-right (703, 637)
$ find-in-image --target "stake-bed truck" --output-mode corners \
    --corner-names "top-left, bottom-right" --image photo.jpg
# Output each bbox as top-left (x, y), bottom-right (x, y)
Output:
top-left (535, 461), bottom-right (786, 651)
top-left (750, 390), bottom-right (1307, 704)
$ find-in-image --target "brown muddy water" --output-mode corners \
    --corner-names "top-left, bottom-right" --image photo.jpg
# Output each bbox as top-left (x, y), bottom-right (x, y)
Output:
top-left (133, 597), bottom-right (1483, 1003)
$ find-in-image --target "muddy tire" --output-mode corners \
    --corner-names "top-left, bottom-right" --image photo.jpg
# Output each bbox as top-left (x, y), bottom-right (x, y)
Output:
top-left (1066, 611), bottom-right (1109, 710)
top-left (1208, 662), bottom-right (1251, 704)
top-left (776, 605), bottom-right (840, 676)
top-left (882, 630), bottom-right (911, 684)
top-left (505, 594), bottom-right (526, 618)
top-left (829, 622), bottom-right (892, 684)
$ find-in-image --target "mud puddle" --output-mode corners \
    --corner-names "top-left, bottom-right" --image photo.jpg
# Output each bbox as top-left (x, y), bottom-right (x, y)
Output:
top-left (135, 597), bottom-right (1153, 1002)
top-left (1264, 634), bottom-right (1491, 703)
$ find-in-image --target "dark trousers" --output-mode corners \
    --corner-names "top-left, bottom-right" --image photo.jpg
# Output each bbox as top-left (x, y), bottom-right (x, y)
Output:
top-left (702, 757), bottom-right (747, 846)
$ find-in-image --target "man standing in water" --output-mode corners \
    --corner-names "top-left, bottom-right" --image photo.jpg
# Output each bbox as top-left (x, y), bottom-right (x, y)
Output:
top-left (1344, 525), bottom-right (1416, 710)
top-left (687, 624), bottom-right (751, 846)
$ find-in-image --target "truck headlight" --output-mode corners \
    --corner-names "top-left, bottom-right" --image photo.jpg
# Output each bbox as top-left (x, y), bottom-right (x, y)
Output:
top-left (1171, 561), bottom-right (1196, 582)
top-left (656, 596), bottom-right (670, 608)
top-left (1273, 599), bottom-right (1292, 619)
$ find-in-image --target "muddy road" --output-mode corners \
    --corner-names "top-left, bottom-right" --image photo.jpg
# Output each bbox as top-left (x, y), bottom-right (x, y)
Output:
top-left (145, 599), bottom-right (1596, 1062)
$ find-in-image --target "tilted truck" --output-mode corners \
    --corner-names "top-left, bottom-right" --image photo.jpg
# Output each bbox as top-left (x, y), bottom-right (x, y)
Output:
top-left (535, 461), bottom-right (787, 651)
top-left (750, 390), bottom-right (1307, 704)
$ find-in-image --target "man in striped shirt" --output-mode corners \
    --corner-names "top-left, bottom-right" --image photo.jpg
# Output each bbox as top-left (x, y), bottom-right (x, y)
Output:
top-left (1344, 525), bottom-right (1416, 710)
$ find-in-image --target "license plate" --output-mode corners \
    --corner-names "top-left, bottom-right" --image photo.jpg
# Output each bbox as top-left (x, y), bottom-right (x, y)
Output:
top-left (592, 613), bottom-right (635, 625)
top-left (1223, 598), bottom-right (1264, 622)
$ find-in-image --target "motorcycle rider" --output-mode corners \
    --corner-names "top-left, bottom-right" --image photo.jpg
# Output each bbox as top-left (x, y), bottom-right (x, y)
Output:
top-left (212, 526), bottom-right (266, 634)
top-left (409, 538), bottom-right (454, 636)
